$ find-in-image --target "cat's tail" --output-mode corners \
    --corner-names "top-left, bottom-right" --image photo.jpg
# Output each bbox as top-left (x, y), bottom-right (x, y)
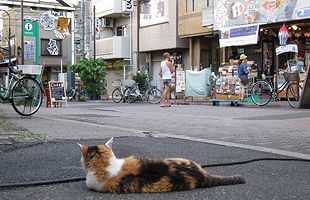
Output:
top-left (205, 174), bottom-right (246, 187)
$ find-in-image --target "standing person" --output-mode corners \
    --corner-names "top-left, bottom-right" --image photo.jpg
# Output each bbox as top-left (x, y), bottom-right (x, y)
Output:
top-left (238, 54), bottom-right (249, 101)
top-left (159, 52), bottom-right (174, 107)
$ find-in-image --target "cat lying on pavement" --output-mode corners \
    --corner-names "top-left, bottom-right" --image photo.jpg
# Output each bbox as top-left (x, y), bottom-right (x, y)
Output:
top-left (78, 137), bottom-right (245, 193)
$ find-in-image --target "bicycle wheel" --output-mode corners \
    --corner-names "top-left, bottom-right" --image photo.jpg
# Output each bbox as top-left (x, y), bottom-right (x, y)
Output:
top-left (11, 77), bottom-right (43, 116)
top-left (250, 80), bottom-right (272, 106)
top-left (112, 88), bottom-right (123, 103)
top-left (146, 88), bottom-right (162, 104)
top-left (124, 87), bottom-right (136, 103)
top-left (286, 82), bottom-right (302, 108)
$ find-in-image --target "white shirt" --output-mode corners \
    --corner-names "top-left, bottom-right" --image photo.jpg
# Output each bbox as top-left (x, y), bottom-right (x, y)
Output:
top-left (161, 61), bottom-right (172, 79)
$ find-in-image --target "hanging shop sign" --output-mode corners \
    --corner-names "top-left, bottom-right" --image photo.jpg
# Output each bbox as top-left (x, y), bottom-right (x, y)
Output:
top-left (47, 39), bottom-right (60, 55)
top-left (213, 0), bottom-right (310, 30)
top-left (219, 24), bottom-right (259, 48)
top-left (40, 12), bottom-right (56, 31)
top-left (275, 44), bottom-right (298, 55)
top-left (278, 25), bottom-right (289, 46)
top-left (140, 0), bottom-right (169, 27)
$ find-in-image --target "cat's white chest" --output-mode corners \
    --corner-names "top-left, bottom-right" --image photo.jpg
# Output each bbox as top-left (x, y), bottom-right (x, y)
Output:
top-left (107, 156), bottom-right (125, 177)
top-left (86, 171), bottom-right (103, 191)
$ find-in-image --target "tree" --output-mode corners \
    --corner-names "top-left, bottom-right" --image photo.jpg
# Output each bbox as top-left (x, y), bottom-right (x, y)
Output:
top-left (69, 57), bottom-right (107, 99)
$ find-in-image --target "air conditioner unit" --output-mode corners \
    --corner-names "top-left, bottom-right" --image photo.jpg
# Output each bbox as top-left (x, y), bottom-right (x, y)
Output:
top-left (102, 18), bottom-right (113, 28)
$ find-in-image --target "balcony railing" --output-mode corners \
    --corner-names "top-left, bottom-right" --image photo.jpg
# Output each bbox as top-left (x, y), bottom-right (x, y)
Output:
top-left (96, 36), bottom-right (130, 59)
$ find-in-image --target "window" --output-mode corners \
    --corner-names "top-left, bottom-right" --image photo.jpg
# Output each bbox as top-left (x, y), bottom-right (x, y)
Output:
top-left (41, 39), bottom-right (62, 56)
top-left (116, 27), bottom-right (124, 36)
top-left (116, 25), bottom-right (128, 36)
top-left (186, 0), bottom-right (202, 12)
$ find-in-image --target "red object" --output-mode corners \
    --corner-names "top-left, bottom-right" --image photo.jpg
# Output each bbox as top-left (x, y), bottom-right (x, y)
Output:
top-left (304, 32), bottom-right (310, 37)
top-left (278, 25), bottom-right (289, 45)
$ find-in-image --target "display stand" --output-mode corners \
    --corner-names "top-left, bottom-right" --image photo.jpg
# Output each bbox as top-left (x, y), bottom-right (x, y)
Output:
top-left (48, 81), bottom-right (67, 108)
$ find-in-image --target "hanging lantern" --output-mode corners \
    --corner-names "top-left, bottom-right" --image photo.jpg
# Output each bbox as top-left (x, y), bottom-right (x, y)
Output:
top-left (278, 25), bottom-right (289, 45)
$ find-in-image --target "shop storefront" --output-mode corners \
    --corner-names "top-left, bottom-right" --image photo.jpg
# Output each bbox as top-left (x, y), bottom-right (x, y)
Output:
top-left (213, 0), bottom-right (310, 101)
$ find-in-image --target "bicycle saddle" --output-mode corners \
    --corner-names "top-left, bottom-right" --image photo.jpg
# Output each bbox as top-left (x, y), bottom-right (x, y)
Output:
top-left (9, 66), bottom-right (22, 74)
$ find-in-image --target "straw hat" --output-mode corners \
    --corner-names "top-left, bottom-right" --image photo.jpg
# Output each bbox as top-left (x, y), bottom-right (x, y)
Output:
top-left (240, 54), bottom-right (247, 60)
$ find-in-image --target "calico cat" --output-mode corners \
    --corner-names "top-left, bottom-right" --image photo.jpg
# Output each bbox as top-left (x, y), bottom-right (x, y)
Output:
top-left (78, 137), bottom-right (245, 193)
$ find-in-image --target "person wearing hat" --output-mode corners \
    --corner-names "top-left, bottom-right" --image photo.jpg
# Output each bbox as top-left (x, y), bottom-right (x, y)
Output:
top-left (238, 54), bottom-right (249, 101)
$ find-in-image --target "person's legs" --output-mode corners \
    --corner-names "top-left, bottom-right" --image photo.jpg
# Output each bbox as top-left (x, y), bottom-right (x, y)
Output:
top-left (166, 85), bottom-right (171, 106)
top-left (161, 81), bottom-right (168, 106)
top-left (240, 84), bottom-right (245, 100)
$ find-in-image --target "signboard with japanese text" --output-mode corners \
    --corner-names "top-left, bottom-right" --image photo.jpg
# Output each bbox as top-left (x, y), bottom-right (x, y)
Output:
top-left (219, 24), bottom-right (259, 47)
top-left (140, 0), bottom-right (169, 27)
top-left (49, 81), bottom-right (65, 101)
top-left (213, 0), bottom-right (310, 30)
top-left (176, 70), bottom-right (186, 93)
top-left (24, 41), bottom-right (35, 61)
top-left (275, 44), bottom-right (298, 55)
top-left (23, 21), bottom-right (39, 64)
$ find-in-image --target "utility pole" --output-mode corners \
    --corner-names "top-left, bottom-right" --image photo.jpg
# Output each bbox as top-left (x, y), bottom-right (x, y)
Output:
top-left (93, 5), bottom-right (96, 60)
top-left (136, 0), bottom-right (140, 71)
top-left (85, 0), bottom-right (92, 58)
top-left (21, 0), bottom-right (24, 64)
top-left (80, 0), bottom-right (85, 56)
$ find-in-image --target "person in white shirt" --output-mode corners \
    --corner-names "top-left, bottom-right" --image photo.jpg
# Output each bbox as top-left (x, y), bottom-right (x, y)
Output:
top-left (159, 52), bottom-right (175, 107)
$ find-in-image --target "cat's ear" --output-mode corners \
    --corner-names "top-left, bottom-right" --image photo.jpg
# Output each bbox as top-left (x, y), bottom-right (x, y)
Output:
top-left (77, 142), bottom-right (88, 156)
top-left (105, 137), bottom-right (114, 149)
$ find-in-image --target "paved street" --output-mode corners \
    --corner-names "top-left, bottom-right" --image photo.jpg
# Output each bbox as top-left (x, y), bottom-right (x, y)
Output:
top-left (0, 101), bottom-right (310, 199)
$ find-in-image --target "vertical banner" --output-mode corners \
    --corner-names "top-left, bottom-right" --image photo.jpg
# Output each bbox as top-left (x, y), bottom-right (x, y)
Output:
top-left (23, 21), bottom-right (39, 64)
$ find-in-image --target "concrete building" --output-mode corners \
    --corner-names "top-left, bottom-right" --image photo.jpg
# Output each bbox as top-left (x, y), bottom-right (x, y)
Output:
top-left (92, 0), bottom-right (132, 95)
top-left (178, 0), bottom-right (220, 72)
top-left (132, 0), bottom-right (188, 88)
top-left (0, 0), bottom-right (75, 89)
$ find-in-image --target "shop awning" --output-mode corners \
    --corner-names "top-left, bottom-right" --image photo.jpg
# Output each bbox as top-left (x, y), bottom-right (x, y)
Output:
top-left (219, 24), bottom-right (260, 48)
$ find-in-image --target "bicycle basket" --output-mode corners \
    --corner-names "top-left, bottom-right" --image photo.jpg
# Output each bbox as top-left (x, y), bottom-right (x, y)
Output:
top-left (283, 72), bottom-right (299, 82)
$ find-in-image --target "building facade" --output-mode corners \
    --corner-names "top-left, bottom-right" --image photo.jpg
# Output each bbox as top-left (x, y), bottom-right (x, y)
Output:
top-left (0, 0), bottom-right (75, 89)
top-left (91, 0), bottom-right (132, 95)
top-left (178, 0), bottom-right (220, 71)
top-left (132, 0), bottom-right (188, 88)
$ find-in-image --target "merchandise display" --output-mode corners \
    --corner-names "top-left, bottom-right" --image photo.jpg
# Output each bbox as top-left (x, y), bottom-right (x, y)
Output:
top-left (213, 61), bottom-right (257, 100)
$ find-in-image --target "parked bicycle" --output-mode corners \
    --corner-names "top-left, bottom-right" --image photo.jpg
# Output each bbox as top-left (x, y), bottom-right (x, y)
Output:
top-left (68, 88), bottom-right (80, 102)
top-left (250, 70), bottom-right (302, 108)
top-left (124, 78), bottom-right (162, 104)
top-left (111, 79), bottom-right (129, 103)
top-left (0, 66), bottom-right (44, 116)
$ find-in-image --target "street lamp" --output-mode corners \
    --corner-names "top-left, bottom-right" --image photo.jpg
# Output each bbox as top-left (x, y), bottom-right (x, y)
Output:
top-left (0, 9), bottom-right (11, 66)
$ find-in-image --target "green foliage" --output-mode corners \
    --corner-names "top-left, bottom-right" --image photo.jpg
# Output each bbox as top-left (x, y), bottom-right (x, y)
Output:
top-left (132, 72), bottom-right (150, 92)
top-left (69, 57), bottom-right (107, 98)
top-left (114, 59), bottom-right (129, 70)
top-left (170, 85), bottom-right (175, 93)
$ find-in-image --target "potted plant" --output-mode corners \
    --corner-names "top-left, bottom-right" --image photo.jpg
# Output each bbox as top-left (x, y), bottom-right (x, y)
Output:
top-left (100, 87), bottom-right (109, 101)
top-left (69, 57), bottom-right (107, 100)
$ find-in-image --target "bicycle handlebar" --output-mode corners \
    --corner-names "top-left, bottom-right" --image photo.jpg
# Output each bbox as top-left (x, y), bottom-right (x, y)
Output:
top-left (9, 66), bottom-right (22, 74)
